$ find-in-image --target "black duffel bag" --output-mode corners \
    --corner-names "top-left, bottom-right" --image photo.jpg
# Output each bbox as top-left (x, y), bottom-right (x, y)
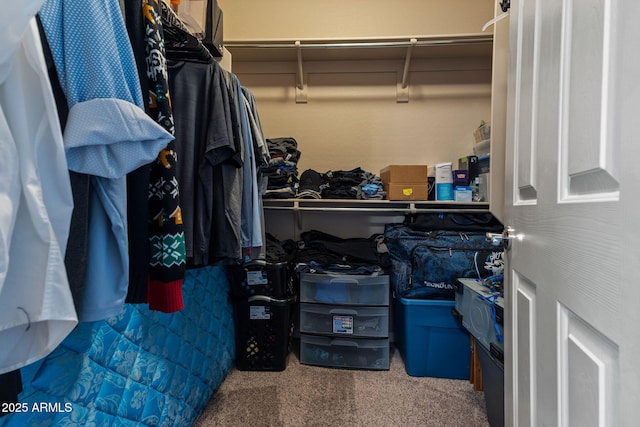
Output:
top-left (403, 212), bottom-right (503, 232)
top-left (384, 223), bottom-right (504, 300)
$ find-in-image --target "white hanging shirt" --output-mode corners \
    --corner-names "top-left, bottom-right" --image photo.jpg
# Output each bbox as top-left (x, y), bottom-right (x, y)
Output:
top-left (0, 5), bottom-right (78, 374)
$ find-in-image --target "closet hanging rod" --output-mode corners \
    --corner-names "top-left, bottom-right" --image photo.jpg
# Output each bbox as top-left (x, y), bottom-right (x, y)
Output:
top-left (224, 36), bottom-right (493, 50)
top-left (262, 206), bottom-right (490, 214)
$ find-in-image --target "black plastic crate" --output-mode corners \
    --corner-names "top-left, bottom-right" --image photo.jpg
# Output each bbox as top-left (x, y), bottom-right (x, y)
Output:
top-left (234, 295), bottom-right (295, 371)
top-left (230, 260), bottom-right (292, 298)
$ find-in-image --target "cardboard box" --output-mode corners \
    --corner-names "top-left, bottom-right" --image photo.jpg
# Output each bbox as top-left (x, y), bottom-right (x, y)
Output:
top-left (380, 165), bottom-right (428, 184)
top-left (384, 184), bottom-right (428, 201)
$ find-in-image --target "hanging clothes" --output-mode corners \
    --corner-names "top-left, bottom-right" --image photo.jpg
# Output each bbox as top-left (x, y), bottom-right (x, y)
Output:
top-left (226, 73), bottom-right (265, 257)
top-left (242, 87), bottom-right (270, 166)
top-left (209, 70), bottom-right (244, 265)
top-left (122, 0), bottom-right (187, 312)
top-left (225, 74), bottom-right (257, 253)
top-left (0, 2), bottom-right (77, 374)
top-left (142, 0), bottom-right (187, 312)
top-left (242, 88), bottom-right (271, 259)
top-left (38, 0), bottom-right (174, 322)
top-left (167, 58), bottom-right (241, 265)
top-left (123, 0), bottom-right (153, 304)
top-left (242, 88), bottom-right (270, 259)
top-left (161, 1), bottom-right (243, 266)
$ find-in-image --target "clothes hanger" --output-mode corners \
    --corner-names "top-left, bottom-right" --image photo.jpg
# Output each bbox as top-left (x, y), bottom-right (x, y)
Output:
top-left (160, 0), bottom-right (214, 63)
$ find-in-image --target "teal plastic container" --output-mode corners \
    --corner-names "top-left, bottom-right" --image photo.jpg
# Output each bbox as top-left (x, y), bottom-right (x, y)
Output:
top-left (394, 297), bottom-right (470, 379)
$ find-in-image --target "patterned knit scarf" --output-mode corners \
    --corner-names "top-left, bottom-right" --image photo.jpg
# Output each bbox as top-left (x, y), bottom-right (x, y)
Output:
top-left (143, 0), bottom-right (186, 312)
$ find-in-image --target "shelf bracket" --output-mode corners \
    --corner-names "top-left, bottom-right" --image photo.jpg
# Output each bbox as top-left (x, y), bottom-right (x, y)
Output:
top-left (295, 41), bottom-right (308, 103)
top-left (397, 38), bottom-right (417, 103)
top-left (293, 200), bottom-right (303, 230)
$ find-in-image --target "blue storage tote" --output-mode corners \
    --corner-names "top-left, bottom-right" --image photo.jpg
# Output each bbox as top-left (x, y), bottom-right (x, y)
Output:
top-left (394, 297), bottom-right (470, 379)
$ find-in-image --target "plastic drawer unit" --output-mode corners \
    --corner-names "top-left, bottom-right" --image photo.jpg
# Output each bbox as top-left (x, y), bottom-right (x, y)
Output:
top-left (453, 278), bottom-right (504, 354)
top-left (300, 335), bottom-right (390, 370)
top-left (299, 303), bottom-right (389, 338)
top-left (298, 272), bottom-right (390, 370)
top-left (299, 273), bottom-right (389, 306)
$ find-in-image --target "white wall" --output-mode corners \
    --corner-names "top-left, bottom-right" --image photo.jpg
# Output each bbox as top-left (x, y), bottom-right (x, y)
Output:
top-left (217, 0), bottom-right (494, 40)
top-left (237, 64), bottom-right (492, 175)
top-left (217, 0), bottom-right (494, 180)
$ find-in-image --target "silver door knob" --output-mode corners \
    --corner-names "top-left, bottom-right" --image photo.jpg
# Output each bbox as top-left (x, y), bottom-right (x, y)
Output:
top-left (486, 228), bottom-right (516, 248)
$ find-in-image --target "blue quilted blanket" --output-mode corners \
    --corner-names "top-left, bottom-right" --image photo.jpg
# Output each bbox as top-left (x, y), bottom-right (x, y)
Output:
top-left (1, 265), bottom-right (235, 427)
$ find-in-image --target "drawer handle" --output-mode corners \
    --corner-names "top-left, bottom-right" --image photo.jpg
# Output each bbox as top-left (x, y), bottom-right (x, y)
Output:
top-left (248, 295), bottom-right (296, 304)
top-left (329, 309), bottom-right (358, 316)
top-left (330, 339), bottom-right (359, 347)
top-left (329, 278), bottom-right (358, 285)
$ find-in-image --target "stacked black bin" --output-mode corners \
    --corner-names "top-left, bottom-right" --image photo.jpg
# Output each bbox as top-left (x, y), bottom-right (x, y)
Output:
top-left (231, 259), bottom-right (295, 371)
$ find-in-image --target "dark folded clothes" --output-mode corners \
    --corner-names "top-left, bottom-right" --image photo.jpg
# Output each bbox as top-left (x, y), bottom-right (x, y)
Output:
top-left (260, 137), bottom-right (302, 195)
top-left (265, 233), bottom-right (297, 263)
top-left (295, 261), bottom-right (385, 276)
top-left (267, 175), bottom-right (297, 188)
top-left (293, 247), bottom-right (353, 266)
top-left (321, 187), bottom-right (359, 199)
top-left (266, 137), bottom-right (301, 164)
top-left (361, 171), bottom-right (384, 187)
top-left (357, 183), bottom-right (386, 200)
top-left (261, 163), bottom-right (298, 176)
top-left (324, 167), bottom-right (365, 187)
top-left (298, 230), bottom-right (391, 269)
top-left (263, 230), bottom-right (389, 276)
top-left (263, 187), bottom-right (296, 198)
top-left (318, 167), bottom-right (388, 200)
top-left (261, 158), bottom-right (388, 200)
top-left (265, 157), bottom-right (298, 168)
top-left (261, 164), bottom-right (299, 188)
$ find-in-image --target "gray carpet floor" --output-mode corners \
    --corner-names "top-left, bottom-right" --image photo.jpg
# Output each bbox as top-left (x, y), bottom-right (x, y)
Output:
top-left (195, 346), bottom-right (489, 427)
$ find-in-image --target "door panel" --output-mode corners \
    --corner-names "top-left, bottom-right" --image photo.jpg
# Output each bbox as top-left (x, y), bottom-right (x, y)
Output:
top-left (515, 274), bottom-right (536, 427)
top-left (559, 306), bottom-right (619, 427)
top-left (561, 0), bottom-right (619, 198)
top-left (514, 0), bottom-right (539, 202)
top-left (504, 0), bottom-right (640, 426)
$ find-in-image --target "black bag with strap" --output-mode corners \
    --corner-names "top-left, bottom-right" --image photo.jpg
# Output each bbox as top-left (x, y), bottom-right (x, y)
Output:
top-left (384, 220), bottom-right (504, 300)
top-left (403, 212), bottom-right (503, 232)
